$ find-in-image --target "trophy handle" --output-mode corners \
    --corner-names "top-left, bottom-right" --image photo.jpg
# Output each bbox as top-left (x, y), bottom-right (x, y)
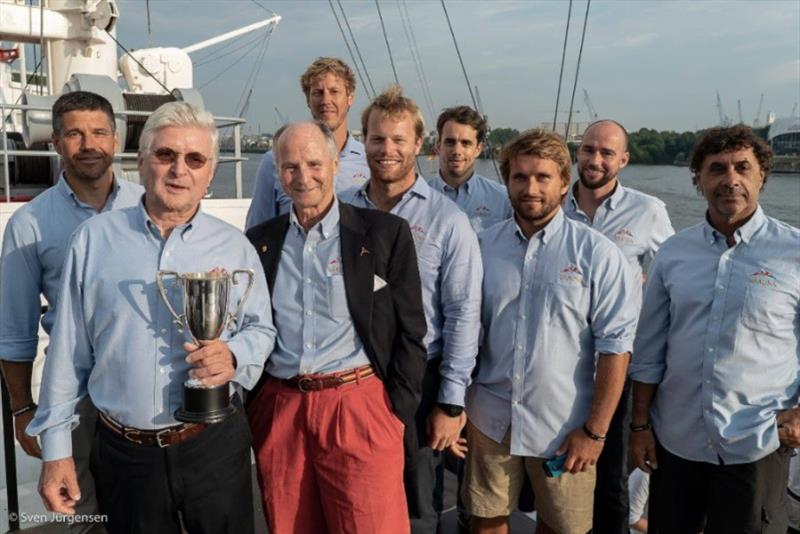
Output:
top-left (156, 270), bottom-right (185, 330)
top-left (228, 269), bottom-right (255, 330)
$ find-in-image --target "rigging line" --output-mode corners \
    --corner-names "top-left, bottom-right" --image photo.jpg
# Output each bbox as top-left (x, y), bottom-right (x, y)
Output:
top-left (3, 56), bottom-right (44, 125)
top-left (564, 0), bottom-right (591, 140)
top-left (328, 0), bottom-right (372, 101)
top-left (397, 0), bottom-right (436, 120)
top-left (195, 31), bottom-right (267, 67)
top-left (198, 29), bottom-right (268, 90)
top-left (375, 0), bottom-right (400, 85)
top-left (234, 29), bottom-right (274, 117)
top-left (38, 0), bottom-right (44, 94)
top-left (250, 0), bottom-right (275, 13)
top-left (145, 0), bottom-right (152, 47)
top-left (396, 0), bottom-right (434, 123)
top-left (552, 0), bottom-right (573, 131)
top-left (440, 0), bottom-right (500, 177)
top-left (401, 0), bottom-right (436, 114)
top-left (104, 31), bottom-right (172, 95)
top-left (337, 0), bottom-right (376, 99)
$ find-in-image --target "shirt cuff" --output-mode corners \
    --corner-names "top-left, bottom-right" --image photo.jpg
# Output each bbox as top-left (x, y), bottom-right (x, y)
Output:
top-left (628, 362), bottom-right (665, 384)
top-left (595, 338), bottom-right (633, 356)
top-left (437, 376), bottom-right (467, 407)
top-left (40, 428), bottom-right (73, 462)
top-left (226, 337), bottom-right (263, 391)
top-left (0, 337), bottom-right (39, 362)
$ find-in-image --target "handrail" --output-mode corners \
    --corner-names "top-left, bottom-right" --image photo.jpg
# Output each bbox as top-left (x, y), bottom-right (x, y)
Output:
top-left (0, 103), bottom-right (248, 199)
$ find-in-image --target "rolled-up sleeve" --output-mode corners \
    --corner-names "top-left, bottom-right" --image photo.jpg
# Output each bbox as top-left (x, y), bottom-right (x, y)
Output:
top-left (590, 240), bottom-right (637, 356)
top-left (629, 253), bottom-right (670, 383)
top-left (27, 233), bottom-right (92, 461)
top-left (0, 212), bottom-right (43, 362)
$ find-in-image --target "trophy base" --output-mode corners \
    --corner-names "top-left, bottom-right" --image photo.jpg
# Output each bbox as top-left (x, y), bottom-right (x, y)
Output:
top-left (175, 382), bottom-right (235, 424)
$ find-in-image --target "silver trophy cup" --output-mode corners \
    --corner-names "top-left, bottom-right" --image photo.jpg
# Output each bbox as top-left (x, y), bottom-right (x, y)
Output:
top-left (156, 269), bottom-right (255, 423)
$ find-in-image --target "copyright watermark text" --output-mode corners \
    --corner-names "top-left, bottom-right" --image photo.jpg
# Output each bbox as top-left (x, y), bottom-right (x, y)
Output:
top-left (8, 512), bottom-right (108, 525)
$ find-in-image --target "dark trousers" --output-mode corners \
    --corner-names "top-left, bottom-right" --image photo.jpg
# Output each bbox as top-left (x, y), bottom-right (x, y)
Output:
top-left (649, 440), bottom-right (790, 534)
top-left (405, 359), bottom-right (444, 534)
top-left (90, 408), bottom-right (254, 534)
top-left (592, 379), bottom-right (631, 534)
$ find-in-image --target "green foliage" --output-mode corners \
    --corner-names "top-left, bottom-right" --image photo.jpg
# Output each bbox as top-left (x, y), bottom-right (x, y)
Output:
top-left (628, 128), bottom-right (698, 165)
top-left (487, 128), bottom-right (520, 150)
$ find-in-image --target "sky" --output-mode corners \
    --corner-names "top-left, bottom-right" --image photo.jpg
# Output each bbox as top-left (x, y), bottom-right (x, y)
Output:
top-left (116, 0), bottom-right (800, 135)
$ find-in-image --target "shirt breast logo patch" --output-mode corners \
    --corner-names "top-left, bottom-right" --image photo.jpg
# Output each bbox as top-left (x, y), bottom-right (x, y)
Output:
top-left (474, 205), bottom-right (492, 217)
top-left (749, 269), bottom-right (777, 288)
top-left (328, 257), bottom-right (343, 275)
top-left (614, 228), bottom-right (635, 245)
top-left (352, 171), bottom-right (367, 183)
top-left (410, 224), bottom-right (426, 245)
top-left (560, 264), bottom-right (584, 285)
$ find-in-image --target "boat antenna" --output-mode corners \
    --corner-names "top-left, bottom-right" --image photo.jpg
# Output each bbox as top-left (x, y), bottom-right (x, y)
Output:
top-left (564, 0), bottom-right (591, 140)
top-left (105, 31), bottom-right (173, 95)
top-left (440, 0), bottom-right (500, 177)
top-left (337, 0), bottom-right (377, 99)
top-left (145, 0), bottom-right (152, 47)
top-left (552, 0), bottom-right (573, 130)
top-left (328, 0), bottom-right (374, 100)
top-left (397, 0), bottom-right (436, 124)
top-left (375, 0), bottom-right (400, 84)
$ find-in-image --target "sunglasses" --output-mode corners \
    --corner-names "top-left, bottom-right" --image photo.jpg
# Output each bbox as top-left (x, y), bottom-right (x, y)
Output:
top-left (151, 147), bottom-right (210, 170)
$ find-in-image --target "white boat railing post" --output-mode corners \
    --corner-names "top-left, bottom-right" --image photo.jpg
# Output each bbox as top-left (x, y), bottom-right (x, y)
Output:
top-left (234, 122), bottom-right (243, 199)
top-left (2, 103), bottom-right (10, 203)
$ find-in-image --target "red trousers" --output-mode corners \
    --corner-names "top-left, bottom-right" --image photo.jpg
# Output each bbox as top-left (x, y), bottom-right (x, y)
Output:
top-left (248, 374), bottom-right (409, 534)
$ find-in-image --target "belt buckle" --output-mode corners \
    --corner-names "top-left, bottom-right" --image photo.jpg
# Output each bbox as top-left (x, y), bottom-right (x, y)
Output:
top-left (297, 376), bottom-right (314, 393)
top-left (155, 427), bottom-right (174, 448)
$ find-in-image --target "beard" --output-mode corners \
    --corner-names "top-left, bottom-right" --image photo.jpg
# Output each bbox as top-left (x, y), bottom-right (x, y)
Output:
top-left (510, 194), bottom-right (562, 226)
top-left (578, 167), bottom-right (616, 190)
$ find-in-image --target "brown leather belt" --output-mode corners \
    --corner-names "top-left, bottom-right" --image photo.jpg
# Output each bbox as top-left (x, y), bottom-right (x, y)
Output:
top-left (281, 364), bottom-right (375, 392)
top-left (98, 411), bottom-right (207, 448)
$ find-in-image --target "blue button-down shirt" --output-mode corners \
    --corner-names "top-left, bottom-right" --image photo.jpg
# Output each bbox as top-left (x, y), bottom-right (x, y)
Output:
top-left (428, 172), bottom-right (512, 232)
top-left (245, 134), bottom-right (369, 230)
top-left (28, 203), bottom-right (276, 461)
top-left (467, 210), bottom-right (637, 457)
top-left (630, 207), bottom-right (800, 465)
top-left (0, 175), bottom-right (143, 361)
top-left (564, 182), bottom-right (674, 288)
top-left (267, 199), bottom-right (370, 378)
top-left (340, 177), bottom-right (481, 406)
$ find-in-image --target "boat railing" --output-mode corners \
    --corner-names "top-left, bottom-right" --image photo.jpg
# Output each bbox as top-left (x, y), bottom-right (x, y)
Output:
top-left (0, 102), bottom-right (249, 203)
top-left (0, 101), bottom-right (248, 532)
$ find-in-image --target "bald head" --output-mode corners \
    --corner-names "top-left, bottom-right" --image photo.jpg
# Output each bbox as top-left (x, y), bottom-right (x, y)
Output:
top-left (576, 119), bottom-right (630, 191)
top-left (582, 120), bottom-right (628, 151)
top-left (274, 121), bottom-right (338, 167)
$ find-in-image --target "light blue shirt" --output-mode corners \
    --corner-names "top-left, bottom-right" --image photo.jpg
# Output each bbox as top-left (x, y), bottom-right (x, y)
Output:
top-left (467, 210), bottom-right (637, 457)
top-left (0, 175), bottom-right (143, 361)
top-left (28, 203), bottom-right (276, 461)
top-left (245, 134), bottom-right (369, 230)
top-left (340, 177), bottom-right (481, 406)
top-left (564, 181), bottom-right (674, 286)
top-left (428, 172), bottom-right (512, 232)
top-left (630, 207), bottom-right (800, 465)
top-left (267, 199), bottom-right (370, 378)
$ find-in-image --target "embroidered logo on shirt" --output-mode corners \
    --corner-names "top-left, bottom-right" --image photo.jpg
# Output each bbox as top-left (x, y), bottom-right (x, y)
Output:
top-left (559, 264), bottom-right (584, 285)
top-left (352, 171), bottom-right (367, 184)
top-left (749, 269), bottom-right (777, 288)
top-left (409, 224), bottom-right (426, 245)
top-left (474, 205), bottom-right (492, 217)
top-left (328, 258), bottom-right (343, 275)
top-left (614, 228), bottom-right (635, 245)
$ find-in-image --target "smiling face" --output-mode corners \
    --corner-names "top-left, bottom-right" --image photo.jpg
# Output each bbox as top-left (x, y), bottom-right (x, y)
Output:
top-left (365, 110), bottom-right (422, 187)
top-left (695, 147), bottom-right (764, 228)
top-left (506, 154), bottom-right (569, 234)
top-left (52, 110), bottom-right (118, 183)
top-left (276, 123), bottom-right (337, 214)
top-left (577, 121), bottom-right (629, 190)
top-left (306, 72), bottom-right (354, 134)
top-left (437, 120), bottom-right (483, 184)
top-left (139, 126), bottom-right (214, 223)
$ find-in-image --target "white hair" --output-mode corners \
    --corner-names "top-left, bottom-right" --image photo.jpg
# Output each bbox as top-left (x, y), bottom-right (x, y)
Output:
top-left (138, 101), bottom-right (219, 160)
top-left (273, 121), bottom-right (338, 167)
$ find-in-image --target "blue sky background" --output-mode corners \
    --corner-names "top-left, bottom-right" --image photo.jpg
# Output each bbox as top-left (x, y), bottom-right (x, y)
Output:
top-left (117, 0), bottom-right (800, 134)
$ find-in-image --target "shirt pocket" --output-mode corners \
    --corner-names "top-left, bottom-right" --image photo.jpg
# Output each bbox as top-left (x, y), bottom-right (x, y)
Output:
top-left (740, 284), bottom-right (795, 337)
top-left (326, 272), bottom-right (350, 320)
top-left (544, 281), bottom-right (590, 328)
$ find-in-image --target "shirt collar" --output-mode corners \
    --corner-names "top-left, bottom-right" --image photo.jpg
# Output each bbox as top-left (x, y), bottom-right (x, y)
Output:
top-left (137, 198), bottom-right (201, 242)
top-left (56, 172), bottom-right (123, 210)
top-left (511, 208), bottom-right (564, 245)
top-left (342, 133), bottom-right (363, 157)
top-left (567, 180), bottom-right (623, 212)
top-left (359, 174), bottom-right (429, 205)
top-left (289, 197), bottom-right (340, 240)
top-left (701, 205), bottom-right (766, 246)
top-left (435, 171), bottom-right (473, 194)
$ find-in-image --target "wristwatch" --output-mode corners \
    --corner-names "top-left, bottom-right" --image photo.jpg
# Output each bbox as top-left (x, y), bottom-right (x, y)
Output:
top-left (437, 403), bottom-right (464, 417)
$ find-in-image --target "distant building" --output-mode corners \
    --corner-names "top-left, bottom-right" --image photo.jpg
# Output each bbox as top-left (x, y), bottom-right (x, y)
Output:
top-left (538, 121), bottom-right (590, 143)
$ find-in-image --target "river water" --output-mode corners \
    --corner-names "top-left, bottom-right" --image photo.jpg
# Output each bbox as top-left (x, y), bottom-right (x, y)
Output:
top-left (213, 155), bottom-right (800, 231)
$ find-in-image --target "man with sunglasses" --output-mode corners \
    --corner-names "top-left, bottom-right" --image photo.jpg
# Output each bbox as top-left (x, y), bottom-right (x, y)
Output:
top-left (0, 91), bottom-right (142, 533)
top-left (245, 57), bottom-right (369, 229)
top-left (29, 101), bottom-right (276, 533)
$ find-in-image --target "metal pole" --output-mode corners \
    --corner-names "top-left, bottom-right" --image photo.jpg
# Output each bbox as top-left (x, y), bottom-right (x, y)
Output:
top-left (2, 378), bottom-right (20, 532)
top-left (234, 124), bottom-right (242, 199)
top-left (2, 103), bottom-right (11, 203)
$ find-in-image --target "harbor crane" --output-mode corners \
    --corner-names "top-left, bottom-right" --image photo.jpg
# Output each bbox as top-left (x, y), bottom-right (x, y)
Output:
top-left (737, 99), bottom-right (743, 124)
top-left (583, 89), bottom-right (598, 121)
top-left (716, 90), bottom-right (731, 127)
top-left (274, 107), bottom-right (289, 126)
top-left (753, 93), bottom-right (764, 127)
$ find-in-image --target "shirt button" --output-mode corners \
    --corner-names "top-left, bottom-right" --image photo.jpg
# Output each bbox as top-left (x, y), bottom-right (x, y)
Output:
top-left (306, 310), bottom-right (313, 316)
top-left (520, 314), bottom-right (526, 320)
top-left (160, 368), bottom-right (166, 374)
top-left (305, 277), bottom-right (312, 284)
top-left (517, 344), bottom-right (523, 350)
top-left (305, 343), bottom-right (313, 349)
top-left (512, 401), bottom-right (519, 405)
top-left (165, 251), bottom-right (171, 257)
top-left (707, 347), bottom-right (714, 352)
top-left (523, 284), bottom-right (530, 289)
